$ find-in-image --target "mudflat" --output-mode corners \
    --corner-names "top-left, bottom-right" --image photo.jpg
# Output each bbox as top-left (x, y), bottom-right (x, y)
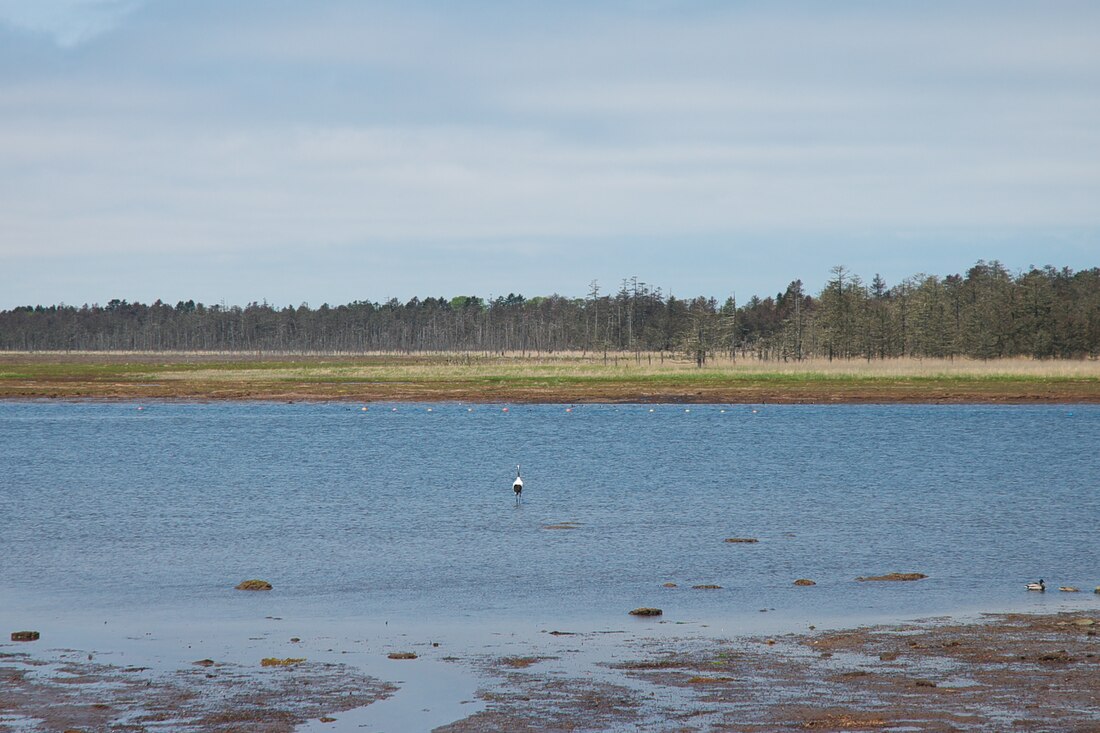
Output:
top-left (442, 611), bottom-right (1100, 731)
top-left (2, 352), bottom-right (1099, 403)
top-left (4, 612), bottom-right (1097, 731)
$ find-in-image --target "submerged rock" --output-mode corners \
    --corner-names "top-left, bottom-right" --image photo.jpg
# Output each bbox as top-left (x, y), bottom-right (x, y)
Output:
top-left (724, 537), bottom-right (759, 544)
top-left (662, 582), bottom-right (678, 588)
top-left (236, 579), bottom-right (273, 591)
top-left (793, 579), bottom-right (816, 586)
top-left (856, 573), bottom-right (927, 582)
top-left (387, 652), bottom-right (418, 660)
top-left (629, 607), bottom-right (663, 617)
top-left (192, 659), bottom-right (216, 667)
top-left (10, 631), bottom-right (39, 642)
top-left (692, 584), bottom-right (722, 590)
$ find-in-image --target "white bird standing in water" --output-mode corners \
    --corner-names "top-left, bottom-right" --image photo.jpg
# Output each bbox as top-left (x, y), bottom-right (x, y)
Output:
top-left (513, 465), bottom-right (523, 503)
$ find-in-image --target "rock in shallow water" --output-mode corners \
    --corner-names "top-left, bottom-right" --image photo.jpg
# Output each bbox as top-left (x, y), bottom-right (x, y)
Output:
top-left (629, 607), bottom-right (663, 617)
top-left (855, 572), bottom-right (927, 582)
top-left (11, 631), bottom-right (39, 642)
top-left (793, 579), bottom-right (816, 586)
top-left (235, 579), bottom-right (273, 591)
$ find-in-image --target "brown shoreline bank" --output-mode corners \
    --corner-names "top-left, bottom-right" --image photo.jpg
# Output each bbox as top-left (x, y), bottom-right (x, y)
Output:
top-left (2, 353), bottom-right (1099, 404)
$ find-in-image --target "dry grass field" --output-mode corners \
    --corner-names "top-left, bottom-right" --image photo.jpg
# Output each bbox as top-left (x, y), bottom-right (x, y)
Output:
top-left (1, 351), bottom-right (1098, 403)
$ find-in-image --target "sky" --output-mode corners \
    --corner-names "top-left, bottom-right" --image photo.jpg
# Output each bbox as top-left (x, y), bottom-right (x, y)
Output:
top-left (1, 0), bottom-right (1098, 309)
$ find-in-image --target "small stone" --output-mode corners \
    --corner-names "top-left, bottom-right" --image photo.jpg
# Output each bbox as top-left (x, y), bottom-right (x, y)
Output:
top-left (879, 652), bottom-right (900, 661)
top-left (192, 659), bottom-right (216, 667)
top-left (629, 607), bottom-right (663, 616)
top-left (11, 631), bottom-right (39, 642)
top-left (793, 579), bottom-right (816, 586)
top-left (765, 639), bottom-right (776, 645)
top-left (236, 579), bottom-right (273, 591)
top-left (319, 717), bottom-right (337, 723)
top-left (914, 679), bottom-right (937, 688)
top-left (724, 537), bottom-right (758, 543)
top-left (692, 584), bottom-right (722, 590)
top-left (290, 637), bottom-right (301, 642)
top-left (662, 582), bottom-right (678, 588)
top-left (388, 652), bottom-right (418, 660)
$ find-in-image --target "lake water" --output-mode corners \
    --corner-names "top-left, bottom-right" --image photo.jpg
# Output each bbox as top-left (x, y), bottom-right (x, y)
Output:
top-left (3, 401), bottom-right (1097, 635)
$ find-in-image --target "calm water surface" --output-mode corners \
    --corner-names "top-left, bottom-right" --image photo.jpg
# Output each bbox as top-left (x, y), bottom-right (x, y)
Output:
top-left (2, 402), bottom-right (1097, 632)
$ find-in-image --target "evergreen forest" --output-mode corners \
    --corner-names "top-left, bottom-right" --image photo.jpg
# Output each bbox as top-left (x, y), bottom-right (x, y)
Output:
top-left (3, 261), bottom-right (1099, 361)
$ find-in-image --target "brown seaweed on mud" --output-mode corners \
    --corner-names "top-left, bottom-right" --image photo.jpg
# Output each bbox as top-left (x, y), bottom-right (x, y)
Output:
top-left (439, 612), bottom-right (1100, 732)
top-left (0, 653), bottom-right (393, 733)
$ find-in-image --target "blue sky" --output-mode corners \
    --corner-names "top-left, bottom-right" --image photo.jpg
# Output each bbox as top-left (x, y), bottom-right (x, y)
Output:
top-left (1, 1), bottom-right (1098, 308)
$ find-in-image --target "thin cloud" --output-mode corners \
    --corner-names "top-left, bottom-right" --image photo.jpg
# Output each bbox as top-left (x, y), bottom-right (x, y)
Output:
top-left (0, 1), bottom-right (1097, 308)
top-left (0, 0), bottom-right (147, 47)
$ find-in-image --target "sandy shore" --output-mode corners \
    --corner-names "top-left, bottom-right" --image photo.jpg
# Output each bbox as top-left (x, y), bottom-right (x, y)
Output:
top-left (4, 611), bottom-right (1098, 732)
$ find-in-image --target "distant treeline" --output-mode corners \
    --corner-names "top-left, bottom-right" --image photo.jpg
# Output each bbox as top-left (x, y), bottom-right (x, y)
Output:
top-left (3, 261), bottom-right (1099, 361)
